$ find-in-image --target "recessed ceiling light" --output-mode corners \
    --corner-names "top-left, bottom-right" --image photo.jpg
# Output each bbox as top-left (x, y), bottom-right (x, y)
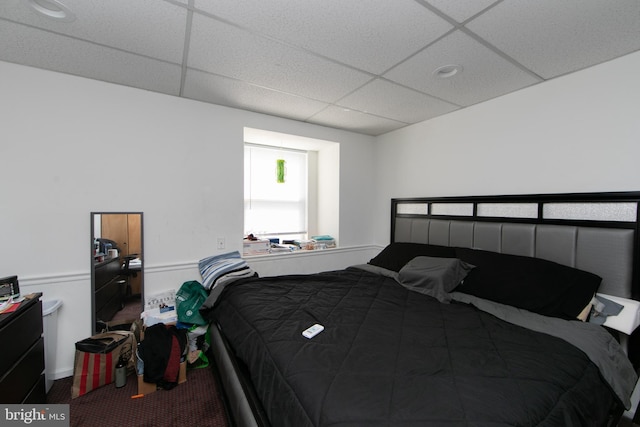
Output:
top-left (433, 64), bottom-right (463, 79)
top-left (28, 0), bottom-right (76, 22)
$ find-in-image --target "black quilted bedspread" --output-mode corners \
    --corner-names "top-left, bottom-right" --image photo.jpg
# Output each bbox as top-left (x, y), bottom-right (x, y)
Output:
top-left (211, 268), bottom-right (616, 427)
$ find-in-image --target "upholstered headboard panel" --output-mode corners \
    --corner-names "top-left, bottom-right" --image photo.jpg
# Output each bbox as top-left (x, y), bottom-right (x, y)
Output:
top-left (392, 193), bottom-right (640, 299)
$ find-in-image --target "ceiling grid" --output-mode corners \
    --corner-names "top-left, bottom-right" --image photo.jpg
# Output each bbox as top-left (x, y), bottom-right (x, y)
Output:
top-left (1, 0), bottom-right (638, 135)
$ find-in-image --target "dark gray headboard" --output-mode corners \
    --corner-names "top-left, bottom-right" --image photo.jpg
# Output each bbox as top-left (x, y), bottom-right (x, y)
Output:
top-left (391, 192), bottom-right (640, 299)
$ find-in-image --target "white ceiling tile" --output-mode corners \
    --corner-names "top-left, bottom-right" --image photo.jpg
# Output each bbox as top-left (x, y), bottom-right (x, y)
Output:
top-left (385, 31), bottom-right (540, 106)
top-left (425, 0), bottom-right (501, 22)
top-left (183, 69), bottom-right (330, 121)
top-left (188, 14), bottom-right (372, 103)
top-left (193, 0), bottom-right (453, 74)
top-left (0, 0), bottom-right (187, 63)
top-left (308, 106), bottom-right (408, 136)
top-left (338, 79), bottom-right (459, 124)
top-left (1, 0), bottom-right (639, 135)
top-left (0, 21), bottom-right (182, 95)
top-left (467, 0), bottom-right (640, 79)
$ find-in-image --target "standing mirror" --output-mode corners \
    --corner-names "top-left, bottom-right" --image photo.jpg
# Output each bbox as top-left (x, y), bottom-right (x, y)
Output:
top-left (91, 212), bottom-right (144, 334)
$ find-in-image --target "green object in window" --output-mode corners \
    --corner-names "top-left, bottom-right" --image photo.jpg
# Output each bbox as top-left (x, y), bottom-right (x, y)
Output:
top-left (276, 159), bottom-right (285, 183)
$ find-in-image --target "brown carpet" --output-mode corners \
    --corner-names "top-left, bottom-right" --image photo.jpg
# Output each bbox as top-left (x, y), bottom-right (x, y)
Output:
top-left (47, 364), bottom-right (230, 427)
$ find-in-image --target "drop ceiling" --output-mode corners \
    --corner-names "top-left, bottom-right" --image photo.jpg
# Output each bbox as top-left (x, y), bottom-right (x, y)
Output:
top-left (1, 0), bottom-right (639, 136)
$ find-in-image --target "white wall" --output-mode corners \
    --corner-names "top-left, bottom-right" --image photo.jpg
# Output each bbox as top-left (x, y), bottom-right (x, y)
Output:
top-left (4, 49), bottom-right (639, 381)
top-left (0, 60), bottom-right (377, 379)
top-left (373, 50), bottom-right (640, 244)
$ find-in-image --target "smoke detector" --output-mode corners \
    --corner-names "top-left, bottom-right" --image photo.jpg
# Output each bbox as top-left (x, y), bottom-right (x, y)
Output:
top-left (28, 0), bottom-right (76, 22)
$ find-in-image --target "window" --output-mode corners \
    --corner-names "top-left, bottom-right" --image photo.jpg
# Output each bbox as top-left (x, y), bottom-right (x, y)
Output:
top-left (243, 127), bottom-right (340, 246)
top-left (244, 144), bottom-right (309, 241)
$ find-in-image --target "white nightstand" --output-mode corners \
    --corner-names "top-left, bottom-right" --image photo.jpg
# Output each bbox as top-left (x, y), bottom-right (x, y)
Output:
top-left (597, 293), bottom-right (640, 423)
top-left (597, 293), bottom-right (640, 354)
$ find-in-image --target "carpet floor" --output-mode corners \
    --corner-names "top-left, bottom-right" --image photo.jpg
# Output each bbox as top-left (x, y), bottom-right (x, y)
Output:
top-left (108, 295), bottom-right (142, 327)
top-left (47, 364), bottom-right (230, 427)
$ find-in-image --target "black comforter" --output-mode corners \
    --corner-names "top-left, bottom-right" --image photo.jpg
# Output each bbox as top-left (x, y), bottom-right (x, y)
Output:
top-left (211, 268), bottom-right (617, 427)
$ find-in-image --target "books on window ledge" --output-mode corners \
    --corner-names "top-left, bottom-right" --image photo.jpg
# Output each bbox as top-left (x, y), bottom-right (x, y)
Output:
top-left (311, 235), bottom-right (337, 249)
top-left (270, 244), bottom-right (297, 253)
top-left (283, 236), bottom-right (337, 251)
top-left (243, 238), bottom-right (271, 255)
top-left (243, 235), bottom-right (337, 255)
top-left (293, 237), bottom-right (337, 250)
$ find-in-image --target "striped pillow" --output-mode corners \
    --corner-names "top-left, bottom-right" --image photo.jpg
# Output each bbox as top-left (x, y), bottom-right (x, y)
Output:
top-left (199, 251), bottom-right (255, 291)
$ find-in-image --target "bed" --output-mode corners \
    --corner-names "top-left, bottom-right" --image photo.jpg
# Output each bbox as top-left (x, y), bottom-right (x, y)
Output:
top-left (201, 192), bottom-right (640, 427)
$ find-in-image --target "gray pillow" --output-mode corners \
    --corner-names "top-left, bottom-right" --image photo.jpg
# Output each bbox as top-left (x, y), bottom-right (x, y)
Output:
top-left (398, 256), bottom-right (474, 303)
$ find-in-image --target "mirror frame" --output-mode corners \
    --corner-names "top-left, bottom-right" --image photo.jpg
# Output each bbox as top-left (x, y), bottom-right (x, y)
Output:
top-left (90, 212), bottom-right (144, 335)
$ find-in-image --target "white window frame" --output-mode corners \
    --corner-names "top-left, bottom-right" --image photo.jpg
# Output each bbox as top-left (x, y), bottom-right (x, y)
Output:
top-left (243, 127), bottom-right (340, 247)
top-left (244, 143), bottom-right (314, 241)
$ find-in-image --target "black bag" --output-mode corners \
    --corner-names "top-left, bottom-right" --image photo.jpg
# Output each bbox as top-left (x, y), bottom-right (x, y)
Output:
top-left (75, 333), bottom-right (131, 354)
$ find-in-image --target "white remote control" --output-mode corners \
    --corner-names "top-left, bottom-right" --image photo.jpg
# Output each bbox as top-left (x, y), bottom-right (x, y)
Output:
top-left (302, 323), bottom-right (324, 339)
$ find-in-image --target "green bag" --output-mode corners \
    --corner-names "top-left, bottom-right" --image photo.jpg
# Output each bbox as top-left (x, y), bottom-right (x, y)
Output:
top-left (176, 280), bottom-right (209, 325)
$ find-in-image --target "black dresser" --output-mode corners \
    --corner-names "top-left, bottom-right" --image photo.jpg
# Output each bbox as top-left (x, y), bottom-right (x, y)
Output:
top-left (94, 257), bottom-right (125, 328)
top-left (0, 293), bottom-right (46, 403)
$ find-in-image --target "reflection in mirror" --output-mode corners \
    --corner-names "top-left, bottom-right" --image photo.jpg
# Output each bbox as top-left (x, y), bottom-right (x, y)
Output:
top-left (91, 212), bottom-right (144, 334)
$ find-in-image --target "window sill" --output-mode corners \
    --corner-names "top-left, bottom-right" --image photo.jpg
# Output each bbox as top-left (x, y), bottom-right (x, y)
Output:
top-left (242, 244), bottom-right (380, 261)
top-left (243, 246), bottom-right (339, 259)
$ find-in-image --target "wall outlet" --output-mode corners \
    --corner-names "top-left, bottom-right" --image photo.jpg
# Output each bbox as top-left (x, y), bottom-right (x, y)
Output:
top-left (217, 237), bottom-right (225, 249)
